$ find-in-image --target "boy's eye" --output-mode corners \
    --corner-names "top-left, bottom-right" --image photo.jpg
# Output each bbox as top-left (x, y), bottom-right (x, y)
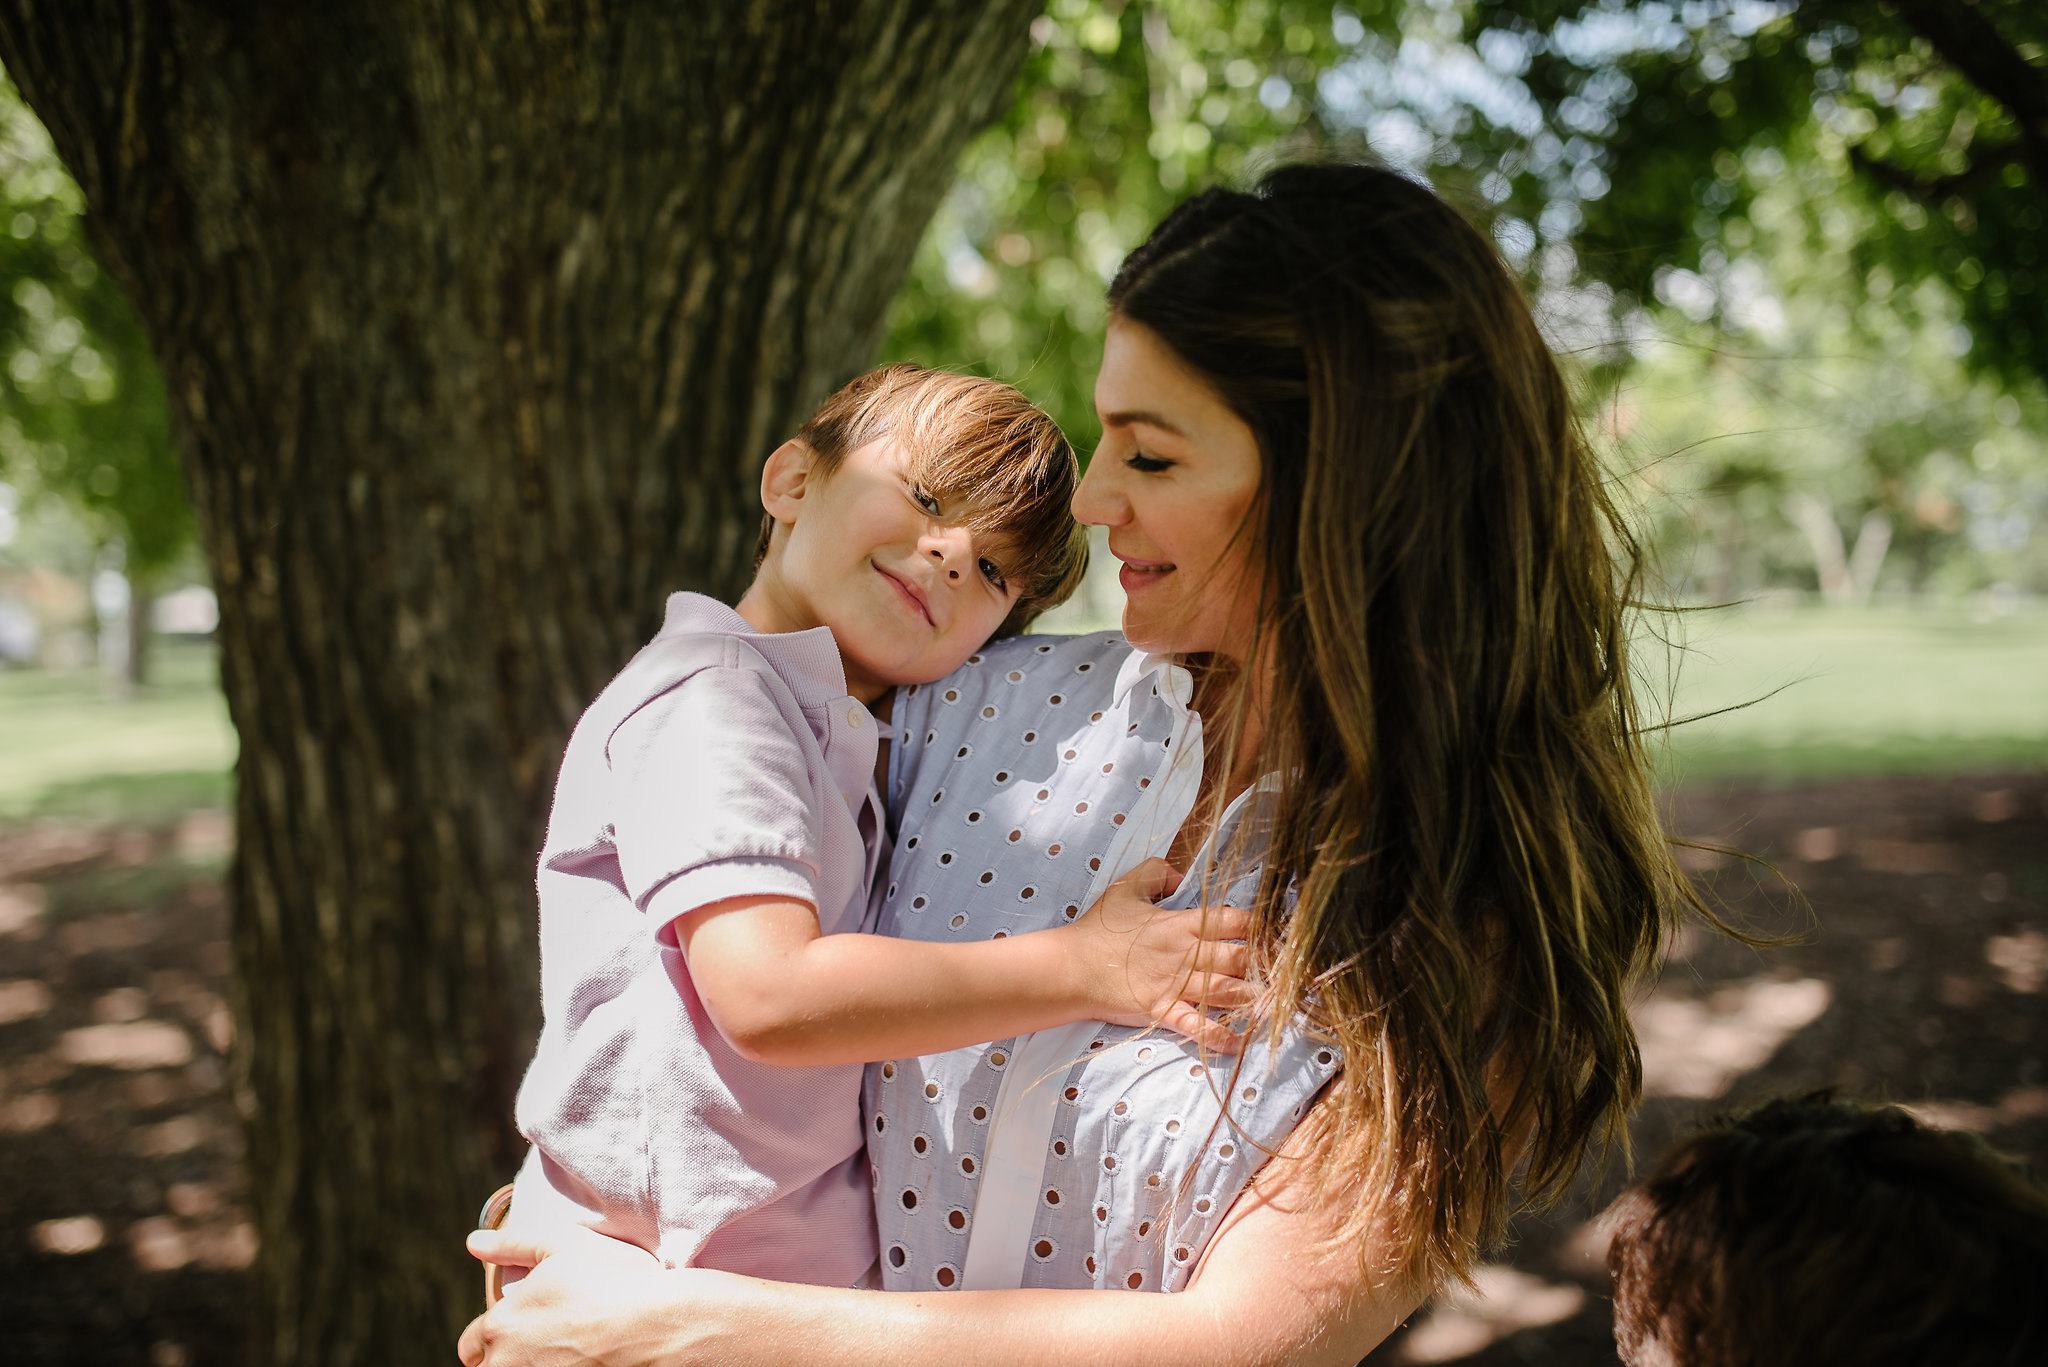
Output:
top-left (978, 558), bottom-right (1007, 591)
top-left (1125, 451), bottom-right (1172, 474)
top-left (912, 486), bottom-right (943, 516)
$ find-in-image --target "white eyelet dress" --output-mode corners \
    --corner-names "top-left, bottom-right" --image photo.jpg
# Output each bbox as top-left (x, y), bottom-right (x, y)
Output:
top-left (864, 632), bottom-right (1340, 1293)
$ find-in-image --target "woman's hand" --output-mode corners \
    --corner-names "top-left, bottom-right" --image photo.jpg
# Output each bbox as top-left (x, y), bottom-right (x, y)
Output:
top-left (1063, 856), bottom-right (1257, 1052)
top-left (460, 1226), bottom-right (683, 1367)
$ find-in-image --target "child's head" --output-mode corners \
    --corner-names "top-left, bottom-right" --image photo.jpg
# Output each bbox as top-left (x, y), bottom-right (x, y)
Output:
top-left (748, 364), bottom-right (1087, 697)
top-left (1605, 1092), bottom-right (2048, 1367)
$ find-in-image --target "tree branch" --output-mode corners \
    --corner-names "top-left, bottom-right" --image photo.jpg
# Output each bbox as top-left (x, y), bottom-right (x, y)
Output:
top-left (1887, 0), bottom-right (2048, 171)
top-left (1848, 135), bottom-right (2023, 202)
top-left (1887, 0), bottom-right (2048, 123)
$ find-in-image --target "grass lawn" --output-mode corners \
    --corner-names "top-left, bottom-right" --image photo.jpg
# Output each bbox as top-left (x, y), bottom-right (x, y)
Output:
top-left (1651, 602), bottom-right (2048, 783)
top-left (0, 604), bottom-right (2041, 825)
top-left (0, 639), bottom-right (235, 825)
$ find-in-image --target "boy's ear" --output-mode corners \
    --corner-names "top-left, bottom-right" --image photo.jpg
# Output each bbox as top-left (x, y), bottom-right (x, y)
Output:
top-left (759, 439), bottom-right (814, 526)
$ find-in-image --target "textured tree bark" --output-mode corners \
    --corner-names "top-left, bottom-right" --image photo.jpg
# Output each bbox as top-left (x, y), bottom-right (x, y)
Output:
top-left (0, 3), bottom-right (1037, 1361)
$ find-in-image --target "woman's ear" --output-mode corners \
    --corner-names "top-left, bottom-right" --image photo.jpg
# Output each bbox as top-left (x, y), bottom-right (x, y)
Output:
top-left (760, 439), bottom-right (814, 527)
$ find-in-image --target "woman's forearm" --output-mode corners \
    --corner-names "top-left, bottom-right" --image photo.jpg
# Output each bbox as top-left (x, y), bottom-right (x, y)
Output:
top-left (687, 1276), bottom-right (1394, 1367)
top-left (463, 1099), bottom-right (1418, 1367)
top-left (700, 1168), bottom-right (1413, 1367)
top-left (468, 1206), bottom-right (1409, 1367)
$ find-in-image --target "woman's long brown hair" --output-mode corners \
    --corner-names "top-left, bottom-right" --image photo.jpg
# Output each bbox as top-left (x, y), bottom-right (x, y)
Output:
top-left (1110, 163), bottom-right (1713, 1291)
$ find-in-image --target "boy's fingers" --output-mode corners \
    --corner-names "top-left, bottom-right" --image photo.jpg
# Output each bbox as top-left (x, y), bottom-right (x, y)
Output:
top-left (1199, 907), bottom-right (1254, 940)
top-left (1121, 857), bottom-right (1182, 902)
top-left (1186, 1004), bottom-right (1248, 1054)
top-left (1191, 941), bottom-right (1252, 979)
top-left (1181, 972), bottom-right (1257, 1009)
top-left (1159, 1002), bottom-right (1247, 1054)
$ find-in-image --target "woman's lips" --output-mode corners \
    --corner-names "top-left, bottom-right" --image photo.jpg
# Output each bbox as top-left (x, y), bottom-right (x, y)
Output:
top-left (1116, 556), bottom-right (1175, 595)
top-left (875, 564), bottom-right (934, 625)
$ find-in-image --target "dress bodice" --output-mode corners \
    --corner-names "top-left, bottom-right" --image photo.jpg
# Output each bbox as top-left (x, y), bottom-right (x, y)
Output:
top-left (863, 632), bottom-right (1337, 1292)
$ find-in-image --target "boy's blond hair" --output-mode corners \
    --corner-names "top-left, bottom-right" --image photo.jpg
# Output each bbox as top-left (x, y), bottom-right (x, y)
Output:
top-left (757, 364), bottom-right (1089, 636)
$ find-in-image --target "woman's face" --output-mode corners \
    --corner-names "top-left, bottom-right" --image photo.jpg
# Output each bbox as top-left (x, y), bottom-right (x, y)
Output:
top-left (1073, 315), bottom-right (1265, 658)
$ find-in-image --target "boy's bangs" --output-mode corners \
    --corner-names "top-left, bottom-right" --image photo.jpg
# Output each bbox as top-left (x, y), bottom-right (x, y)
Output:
top-left (899, 399), bottom-right (1083, 608)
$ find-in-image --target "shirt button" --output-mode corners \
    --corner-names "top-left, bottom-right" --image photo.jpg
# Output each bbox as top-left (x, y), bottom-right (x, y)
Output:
top-left (848, 707), bottom-right (864, 727)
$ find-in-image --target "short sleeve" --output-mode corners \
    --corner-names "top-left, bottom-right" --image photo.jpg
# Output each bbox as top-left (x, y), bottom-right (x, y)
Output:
top-left (607, 661), bottom-right (822, 929)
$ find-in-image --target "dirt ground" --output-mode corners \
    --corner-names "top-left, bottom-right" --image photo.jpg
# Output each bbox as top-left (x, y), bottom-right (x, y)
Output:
top-left (1, 773), bottom-right (2044, 1366)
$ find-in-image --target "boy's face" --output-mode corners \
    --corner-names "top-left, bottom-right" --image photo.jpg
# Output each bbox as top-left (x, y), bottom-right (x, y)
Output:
top-left (745, 434), bottom-right (1023, 701)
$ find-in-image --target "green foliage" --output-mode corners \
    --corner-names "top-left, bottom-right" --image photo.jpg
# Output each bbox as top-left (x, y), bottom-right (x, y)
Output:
top-left (882, 0), bottom-right (2044, 601)
top-left (1467, 0), bottom-right (2048, 393)
top-left (1, 5), bottom-right (2037, 619)
top-left (881, 0), bottom-right (1359, 452)
top-left (1610, 150), bottom-right (2048, 601)
top-left (0, 75), bottom-right (190, 583)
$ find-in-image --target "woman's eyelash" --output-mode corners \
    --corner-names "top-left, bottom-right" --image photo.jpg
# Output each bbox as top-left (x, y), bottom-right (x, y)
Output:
top-left (1125, 452), bottom-right (1171, 473)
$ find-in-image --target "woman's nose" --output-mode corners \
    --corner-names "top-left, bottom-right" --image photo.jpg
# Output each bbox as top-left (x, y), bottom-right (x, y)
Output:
top-left (1070, 455), bottom-right (1123, 526)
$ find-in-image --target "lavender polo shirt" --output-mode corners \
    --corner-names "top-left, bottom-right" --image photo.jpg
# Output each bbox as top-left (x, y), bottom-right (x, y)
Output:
top-left (507, 591), bottom-right (882, 1286)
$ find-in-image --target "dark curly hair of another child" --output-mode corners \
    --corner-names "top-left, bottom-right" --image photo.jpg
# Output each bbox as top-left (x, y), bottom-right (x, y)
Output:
top-left (1605, 1091), bottom-right (2048, 1367)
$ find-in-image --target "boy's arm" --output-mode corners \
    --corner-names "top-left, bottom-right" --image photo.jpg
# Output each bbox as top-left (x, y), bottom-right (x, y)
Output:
top-left (671, 857), bottom-right (1255, 1067)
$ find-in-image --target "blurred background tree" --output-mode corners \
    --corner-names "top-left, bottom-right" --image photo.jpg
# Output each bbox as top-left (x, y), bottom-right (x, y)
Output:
top-left (1, 5), bottom-right (1046, 1360)
top-left (884, 0), bottom-right (1347, 449)
top-left (1472, 0), bottom-right (2046, 392)
top-left (5, 3), bottom-right (2041, 676)
top-left (883, 0), bottom-right (2045, 604)
top-left (0, 6), bottom-right (2042, 1365)
top-left (0, 76), bottom-right (189, 687)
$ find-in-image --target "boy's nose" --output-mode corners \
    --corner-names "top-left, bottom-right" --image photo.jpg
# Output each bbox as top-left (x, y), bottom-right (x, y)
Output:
top-left (926, 532), bottom-right (967, 579)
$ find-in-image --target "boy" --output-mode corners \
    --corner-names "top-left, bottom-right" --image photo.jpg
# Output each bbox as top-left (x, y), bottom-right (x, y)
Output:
top-left (495, 365), bottom-right (1246, 1294)
top-left (1605, 1091), bottom-right (2048, 1366)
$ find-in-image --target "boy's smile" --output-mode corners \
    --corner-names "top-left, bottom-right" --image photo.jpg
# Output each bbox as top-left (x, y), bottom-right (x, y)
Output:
top-left (874, 562), bottom-right (935, 626)
top-left (739, 434), bottom-right (1023, 702)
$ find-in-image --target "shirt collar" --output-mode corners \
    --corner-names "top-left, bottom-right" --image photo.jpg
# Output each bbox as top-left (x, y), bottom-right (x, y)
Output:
top-left (656, 591), bottom-right (849, 711)
top-left (1111, 646), bottom-right (1194, 711)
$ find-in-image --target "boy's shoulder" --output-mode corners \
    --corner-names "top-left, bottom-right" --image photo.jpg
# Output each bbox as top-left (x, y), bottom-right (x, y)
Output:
top-left (611, 591), bottom-right (843, 710)
top-left (893, 629), bottom-right (1136, 733)
top-left (939, 628), bottom-right (1131, 682)
top-left (569, 593), bottom-right (835, 761)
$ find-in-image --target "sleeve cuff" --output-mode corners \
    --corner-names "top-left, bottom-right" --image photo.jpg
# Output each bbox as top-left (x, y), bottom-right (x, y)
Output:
top-left (645, 856), bottom-right (818, 942)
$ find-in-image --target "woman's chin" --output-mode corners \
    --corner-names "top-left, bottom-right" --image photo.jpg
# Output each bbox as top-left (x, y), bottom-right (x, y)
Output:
top-left (1117, 610), bottom-right (1187, 657)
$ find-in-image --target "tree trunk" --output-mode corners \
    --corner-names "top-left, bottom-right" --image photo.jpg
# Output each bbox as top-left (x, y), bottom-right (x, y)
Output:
top-left (0, 3), bottom-right (1038, 1361)
top-left (1845, 509), bottom-right (1892, 604)
top-left (125, 568), bottom-right (152, 688)
top-left (1784, 491), bottom-right (1852, 605)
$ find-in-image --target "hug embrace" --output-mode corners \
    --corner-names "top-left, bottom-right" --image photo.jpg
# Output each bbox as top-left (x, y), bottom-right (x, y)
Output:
top-left (454, 161), bottom-right (1779, 1364)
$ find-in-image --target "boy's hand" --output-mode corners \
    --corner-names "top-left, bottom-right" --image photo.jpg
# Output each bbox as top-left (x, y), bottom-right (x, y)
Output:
top-left (1064, 857), bottom-right (1257, 1053)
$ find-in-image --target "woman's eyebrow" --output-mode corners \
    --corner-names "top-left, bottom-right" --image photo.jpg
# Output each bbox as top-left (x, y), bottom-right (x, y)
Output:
top-left (1099, 408), bottom-right (1188, 437)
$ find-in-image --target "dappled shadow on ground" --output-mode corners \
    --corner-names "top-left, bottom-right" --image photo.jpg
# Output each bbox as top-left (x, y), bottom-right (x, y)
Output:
top-left (1371, 772), bottom-right (2048, 1366)
top-left (0, 812), bottom-right (249, 1367)
top-left (1, 776), bottom-right (2043, 1365)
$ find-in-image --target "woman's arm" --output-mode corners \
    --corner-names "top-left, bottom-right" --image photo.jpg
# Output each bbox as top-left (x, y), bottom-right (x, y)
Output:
top-left (460, 1108), bottom-right (1419, 1367)
top-left (677, 856), bottom-right (1254, 1064)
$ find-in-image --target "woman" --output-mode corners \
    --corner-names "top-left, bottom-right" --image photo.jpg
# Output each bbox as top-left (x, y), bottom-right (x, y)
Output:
top-left (462, 161), bottom-right (1702, 1364)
